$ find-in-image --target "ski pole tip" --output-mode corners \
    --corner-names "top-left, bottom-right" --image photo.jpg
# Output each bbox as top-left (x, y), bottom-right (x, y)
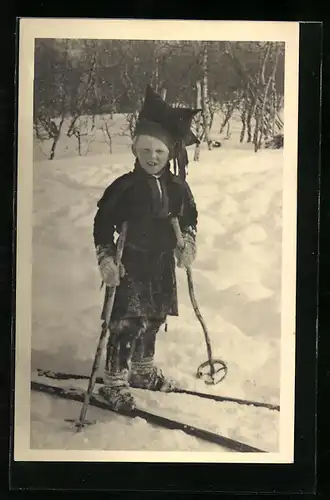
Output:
top-left (65, 418), bottom-right (96, 431)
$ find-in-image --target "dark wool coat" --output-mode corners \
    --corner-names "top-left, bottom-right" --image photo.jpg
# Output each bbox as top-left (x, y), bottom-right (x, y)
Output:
top-left (93, 161), bottom-right (198, 321)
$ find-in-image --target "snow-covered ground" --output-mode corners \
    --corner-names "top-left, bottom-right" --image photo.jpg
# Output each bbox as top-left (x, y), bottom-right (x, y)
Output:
top-left (30, 114), bottom-right (282, 453)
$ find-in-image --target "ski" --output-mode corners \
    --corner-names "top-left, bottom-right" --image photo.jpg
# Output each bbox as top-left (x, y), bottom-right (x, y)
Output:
top-left (36, 368), bottom-right (280, 411)
top-left (31, 380), bottom-right (265, 453)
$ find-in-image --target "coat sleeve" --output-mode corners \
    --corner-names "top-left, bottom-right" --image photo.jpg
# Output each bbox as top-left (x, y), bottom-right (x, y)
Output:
top-left (93, 178), bottom-right (125, 262)
top-left (178, 181), bottom-right (198, 238)
top-left (93, 210), bottom-right (117, 264)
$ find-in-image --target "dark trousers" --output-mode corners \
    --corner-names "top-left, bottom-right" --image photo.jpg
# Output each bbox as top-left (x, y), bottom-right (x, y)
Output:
top-left (105, 316), bottom-right (166, 375)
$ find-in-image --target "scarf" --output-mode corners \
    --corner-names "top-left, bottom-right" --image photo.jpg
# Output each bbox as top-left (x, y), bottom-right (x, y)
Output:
top-left (133, 160), bottom-right (170, 218)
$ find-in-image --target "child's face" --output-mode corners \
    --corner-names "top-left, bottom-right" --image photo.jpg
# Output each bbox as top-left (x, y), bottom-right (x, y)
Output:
top-left (134, 135), bottom-right (170, 175)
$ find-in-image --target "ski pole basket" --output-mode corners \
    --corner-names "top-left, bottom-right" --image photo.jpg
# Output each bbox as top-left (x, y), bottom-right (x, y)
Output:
top-left (196, 359), bottom-right (228, 385)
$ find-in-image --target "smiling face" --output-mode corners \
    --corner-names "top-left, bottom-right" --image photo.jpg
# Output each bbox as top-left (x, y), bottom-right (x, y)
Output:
top-left (133, 134), bottom-right (170, 175)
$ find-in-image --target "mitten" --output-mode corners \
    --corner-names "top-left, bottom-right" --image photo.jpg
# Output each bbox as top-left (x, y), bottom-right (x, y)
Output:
top-left (99, 256), bottom-right (125, 287)
top-left (175, 232), bottom-right (197, 269)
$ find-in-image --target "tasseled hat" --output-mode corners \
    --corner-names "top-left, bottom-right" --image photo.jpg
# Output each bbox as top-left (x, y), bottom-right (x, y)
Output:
top-left (134, 85), bottom-right (201, 179)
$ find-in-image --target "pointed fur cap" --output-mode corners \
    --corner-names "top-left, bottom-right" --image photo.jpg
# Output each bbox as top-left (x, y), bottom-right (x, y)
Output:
top-left (134, 85), bottom-right (201, 148)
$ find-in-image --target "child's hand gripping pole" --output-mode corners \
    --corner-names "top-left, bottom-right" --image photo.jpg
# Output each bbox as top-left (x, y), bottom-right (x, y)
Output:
top-left (75, 222), bottom-right (128, 431)
top-left (171, 217), bottom-right (227, 385)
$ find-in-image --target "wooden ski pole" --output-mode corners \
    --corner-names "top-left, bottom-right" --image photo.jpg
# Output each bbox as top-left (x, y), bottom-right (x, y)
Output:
top-left (171, 217), bottom-right (227, 384)
top-left (76, 221), bottom-right (128, 431)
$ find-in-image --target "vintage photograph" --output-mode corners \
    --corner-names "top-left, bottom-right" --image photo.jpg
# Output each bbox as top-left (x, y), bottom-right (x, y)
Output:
top-left (14, 20), bottom-right (299, 463)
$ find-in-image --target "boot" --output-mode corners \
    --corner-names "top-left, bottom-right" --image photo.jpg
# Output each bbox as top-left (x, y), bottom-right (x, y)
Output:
top-left (129, 318), bottom-right (179, 392)
top-left (98, 319), bottom-right (142, 412)
top-left (99, 370), bottom-right (136, 412)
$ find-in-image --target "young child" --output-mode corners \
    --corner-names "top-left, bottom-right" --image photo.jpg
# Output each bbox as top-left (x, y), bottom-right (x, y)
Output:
top-left (93, 85), bottom-right (200, 411)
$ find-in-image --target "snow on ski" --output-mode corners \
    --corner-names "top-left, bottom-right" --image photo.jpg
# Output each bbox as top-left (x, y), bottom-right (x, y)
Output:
top-left (36, 368), bottom-right (280, 411)
top-left (31, 379), bottom-right (265, 453)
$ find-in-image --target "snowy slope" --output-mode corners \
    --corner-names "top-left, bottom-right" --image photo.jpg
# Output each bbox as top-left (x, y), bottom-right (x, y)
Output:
top-left (30, 115), bottom-right (282, 453)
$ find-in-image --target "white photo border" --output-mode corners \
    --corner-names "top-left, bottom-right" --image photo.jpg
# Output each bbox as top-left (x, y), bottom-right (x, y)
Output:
top-left (14, 18), bottom-right (300, 464)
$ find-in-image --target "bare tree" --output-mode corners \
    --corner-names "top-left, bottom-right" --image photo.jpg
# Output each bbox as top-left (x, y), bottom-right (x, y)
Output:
top-left (35, 114), bottom-right (65, 160)
top-left (67, 46), bottom-right (97, 147)
top-left (201, 42), bottom-right (212, 150)
top-left (33, 39), bottom-right (285, 158)
top-left (194, 81), bottom-right (202, 161)
top-left (222, 41), bottom-right (284, 149)
top-left (246, 46), bottom-right (270, 143)
top-left (239, 97), bottom-right (248, 143)
top-left (246, 92), bottom-right (256, 143)
top-left (252, 42), bottom-right (273, 149)
top-left (100, 115), bottom-right (114, 154)
top-left (219, 102), bottom-right (235, 134)
top-left (254, 43), bottom-right (281, 151)
top-left (270, 73), bottom-right (278, 136)
top-left (68, 116), bottom-right (95, 156)
top-left (33, 40), bottom-right (72, 160)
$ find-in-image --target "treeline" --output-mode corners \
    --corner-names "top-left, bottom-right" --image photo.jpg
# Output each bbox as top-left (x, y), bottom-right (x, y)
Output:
top-left (33, 39), bottom-right (285, 159)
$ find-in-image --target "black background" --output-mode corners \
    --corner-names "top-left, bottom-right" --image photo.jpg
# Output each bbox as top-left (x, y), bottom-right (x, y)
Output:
top-left (1, 8), bottom-right (328, 497)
